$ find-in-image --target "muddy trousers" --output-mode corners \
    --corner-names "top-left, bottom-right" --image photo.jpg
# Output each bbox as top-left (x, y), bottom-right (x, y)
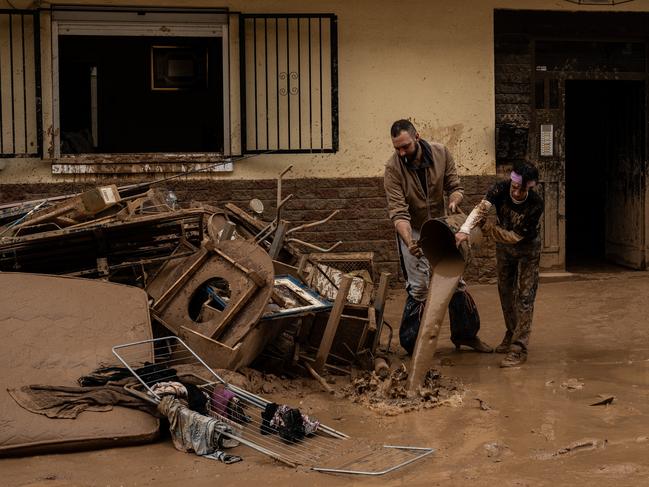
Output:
top-left (496, 242), bottom-right (541, 353)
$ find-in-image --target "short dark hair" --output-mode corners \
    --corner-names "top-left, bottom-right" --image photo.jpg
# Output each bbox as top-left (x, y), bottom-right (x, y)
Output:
top-left (390, 119), bottom-right (417, 138)
top-left (512, 160), bottom-right (539, 186)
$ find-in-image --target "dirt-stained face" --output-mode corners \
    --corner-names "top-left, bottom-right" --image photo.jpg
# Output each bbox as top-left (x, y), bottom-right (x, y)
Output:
top-left (392, 130), bottom-right (419, 163)
top-left (510, 180), bottom-right (529, 202)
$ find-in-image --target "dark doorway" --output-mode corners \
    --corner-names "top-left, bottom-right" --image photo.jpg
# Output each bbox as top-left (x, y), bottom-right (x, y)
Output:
top-left (565, 80), bottom-right (646, 270)
top-left (59, 35), bottom-right (223, 154)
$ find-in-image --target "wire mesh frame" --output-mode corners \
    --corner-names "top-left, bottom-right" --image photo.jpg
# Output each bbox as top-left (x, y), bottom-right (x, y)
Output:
top-left (112, 336), bottom-right (434, 475)
top-left (239, 13), bottom-right (339, 153)
top-left (0, 9), bottom-right (42, 158)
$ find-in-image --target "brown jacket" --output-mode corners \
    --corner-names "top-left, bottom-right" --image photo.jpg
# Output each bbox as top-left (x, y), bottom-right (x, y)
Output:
top-left (384, 140), bottom-right (463, 232)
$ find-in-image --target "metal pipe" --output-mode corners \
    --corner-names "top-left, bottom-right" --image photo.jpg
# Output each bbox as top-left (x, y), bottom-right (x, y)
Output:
top-left (287, 238), bottom-right (342, 253)
top-left (312, 446), bottom-right (435, 475)
top-left (286, 209), bottom-right (339, 234)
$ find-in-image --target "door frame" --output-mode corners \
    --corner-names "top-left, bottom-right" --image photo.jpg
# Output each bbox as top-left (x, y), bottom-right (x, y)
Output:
top-left (530, 36), bottom-right (649, 270)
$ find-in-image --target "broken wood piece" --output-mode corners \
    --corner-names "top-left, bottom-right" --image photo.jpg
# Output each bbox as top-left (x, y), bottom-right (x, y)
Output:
top-left (268, 220), bottom-right (289, 260)
top-left (210, 246), bottom-right (264, 287)
top-left (18, 185), bottom-right (120, 231)
top-left (224, 203), bottom-right (267, 232)
top-left (300, 354), bottom-right (350, 376)
top-left (297, 254), bottom-right (309, 281)
top-left (357, 306), bottom-right (376, 355)
top-left (372, 272), bottom-right (391, 352)
top-left (313, 274), bottom-right (353, 374)
top-left (304, 361), bottom-right (335, 394)
top-left (152, 250), bottom-right (211, 310)
top-left (209, 281), bottom-right (259, 340)
top-left (589, 396), bottom-right (615, 406)
top-left (219, 221), bottom-right (236, 242)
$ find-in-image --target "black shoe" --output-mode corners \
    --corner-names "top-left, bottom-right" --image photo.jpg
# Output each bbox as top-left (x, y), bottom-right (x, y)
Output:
top-left (454, 337), bottom-right (494, 353)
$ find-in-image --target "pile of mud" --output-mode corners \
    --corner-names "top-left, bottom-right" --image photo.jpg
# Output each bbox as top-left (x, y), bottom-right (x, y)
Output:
top-left (343, 364), bottom-right (465, 416)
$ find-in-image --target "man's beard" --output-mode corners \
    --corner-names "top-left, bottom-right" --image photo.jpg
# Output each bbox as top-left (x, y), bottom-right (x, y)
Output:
top-left (399, 141), bottom-right (420, 164)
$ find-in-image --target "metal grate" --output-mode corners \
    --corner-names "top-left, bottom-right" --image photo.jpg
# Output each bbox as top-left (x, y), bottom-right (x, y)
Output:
top-left (240, 14), bottom-right (338, 153)
top-left (113, 336), bottom-right (433, 475)
top-left (0, 10), bottom-right (42, 158)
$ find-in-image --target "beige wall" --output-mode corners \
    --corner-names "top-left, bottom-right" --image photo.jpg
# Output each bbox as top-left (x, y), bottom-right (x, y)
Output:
top-left (1, 0), bottom-right (649, 184)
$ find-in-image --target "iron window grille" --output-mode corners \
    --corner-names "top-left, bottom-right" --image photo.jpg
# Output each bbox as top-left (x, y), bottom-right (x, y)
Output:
top-left (240, 14), bottom-right (339, 154)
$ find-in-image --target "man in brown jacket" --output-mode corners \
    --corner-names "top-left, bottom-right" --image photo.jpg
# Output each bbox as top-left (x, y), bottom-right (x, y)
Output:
top-left (384, 119), bottom-right (492, 354)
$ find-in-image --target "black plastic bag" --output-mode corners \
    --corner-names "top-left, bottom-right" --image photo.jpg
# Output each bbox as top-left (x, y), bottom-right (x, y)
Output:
top-left (399, 293), bottom-right (424, 355)
top-left (448, 289), bottom-right (480, 345)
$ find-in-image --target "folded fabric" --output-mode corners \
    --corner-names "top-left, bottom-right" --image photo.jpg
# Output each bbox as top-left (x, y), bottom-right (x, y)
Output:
top-left (157, 395), bottom-right (239, 456)
top-left (7, 382), bottom-right (152, 419)
top-left (150, 381), bottom-right (188, 399)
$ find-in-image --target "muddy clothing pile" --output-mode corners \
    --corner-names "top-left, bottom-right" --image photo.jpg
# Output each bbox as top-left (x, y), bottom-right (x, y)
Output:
top-left (344, 365), bottom-right (464, 416)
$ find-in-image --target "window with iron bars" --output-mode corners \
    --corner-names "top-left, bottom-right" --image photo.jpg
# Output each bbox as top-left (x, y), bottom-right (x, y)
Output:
top-left (240, 14), bottom-right (338, 154)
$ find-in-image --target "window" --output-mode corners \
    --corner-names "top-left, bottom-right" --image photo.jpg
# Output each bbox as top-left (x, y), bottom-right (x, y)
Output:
top-left (240, 14), bottom-right (338, 153)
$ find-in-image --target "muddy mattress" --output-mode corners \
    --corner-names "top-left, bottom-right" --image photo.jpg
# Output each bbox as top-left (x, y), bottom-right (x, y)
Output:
top-left (0, 273), bottom-right (159, 456)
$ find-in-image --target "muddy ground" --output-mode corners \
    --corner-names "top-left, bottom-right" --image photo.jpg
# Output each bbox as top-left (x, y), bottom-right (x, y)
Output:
top-left (3, 272), bottom-right (649, 486)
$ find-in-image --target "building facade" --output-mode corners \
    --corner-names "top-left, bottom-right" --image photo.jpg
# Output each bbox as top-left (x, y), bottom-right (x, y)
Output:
top-left (1, 0), bottom-right (649, 279)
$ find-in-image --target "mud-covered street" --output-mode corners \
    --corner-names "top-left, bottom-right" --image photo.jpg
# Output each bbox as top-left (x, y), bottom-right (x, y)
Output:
top-left (4, 272), bottom-right (649, 487)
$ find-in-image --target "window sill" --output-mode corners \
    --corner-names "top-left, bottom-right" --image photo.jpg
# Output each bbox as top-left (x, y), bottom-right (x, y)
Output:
top-left (51, 153), bottom-right (233, 175)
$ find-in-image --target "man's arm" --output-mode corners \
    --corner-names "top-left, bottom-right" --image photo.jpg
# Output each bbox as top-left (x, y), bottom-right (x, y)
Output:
top-left (395, 219), bottom-right (423, 258)
top-left (384, 165), bottom-right (411, 224)
top-left (384, 166), bottom-right (422, 257)
top-left (455, 199), bottom-right (498, 247)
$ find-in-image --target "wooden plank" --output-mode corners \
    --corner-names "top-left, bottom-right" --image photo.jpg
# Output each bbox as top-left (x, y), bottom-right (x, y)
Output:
top-left (268, 220), bottom-right (288, 259)
top-left (373, 272), bottom-right (390, 327)
top-left (207, 281), bottom-right (258, 340)
top-left (356, 306), bottom-right (375, 354)
top-left (224, 203), bottom-right (267, 232)
top-left (313, 274), bottom-right (352, 374)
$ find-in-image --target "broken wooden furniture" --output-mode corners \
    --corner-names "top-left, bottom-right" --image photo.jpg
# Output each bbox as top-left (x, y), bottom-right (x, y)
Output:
top-left (146, 239), bottom-right (277, 371)
top-left (0, 207), bottom-right (207, 282)
top-left (298, 251), bottom-right (376, 305)
top-left (256, 253), bottom-right (391, 377)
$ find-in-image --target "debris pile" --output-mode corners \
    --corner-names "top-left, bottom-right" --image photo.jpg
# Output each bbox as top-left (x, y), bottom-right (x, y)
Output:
top-left (0, 166), bottom-right (390, 376)
top-left (345, 365), bottom-right (465, 416)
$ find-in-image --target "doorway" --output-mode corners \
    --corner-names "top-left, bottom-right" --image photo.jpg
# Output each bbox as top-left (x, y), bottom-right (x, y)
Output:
top-left (565, 80), bottom-right (646, 270)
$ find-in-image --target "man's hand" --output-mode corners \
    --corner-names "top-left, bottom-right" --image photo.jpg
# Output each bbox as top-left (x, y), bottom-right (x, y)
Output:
top-left (455, 231), bottom-right (470, 248)
top-left (408, 240), bottom-right (423, 258)
top-left (448, 191), bottom-right (463, 214)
